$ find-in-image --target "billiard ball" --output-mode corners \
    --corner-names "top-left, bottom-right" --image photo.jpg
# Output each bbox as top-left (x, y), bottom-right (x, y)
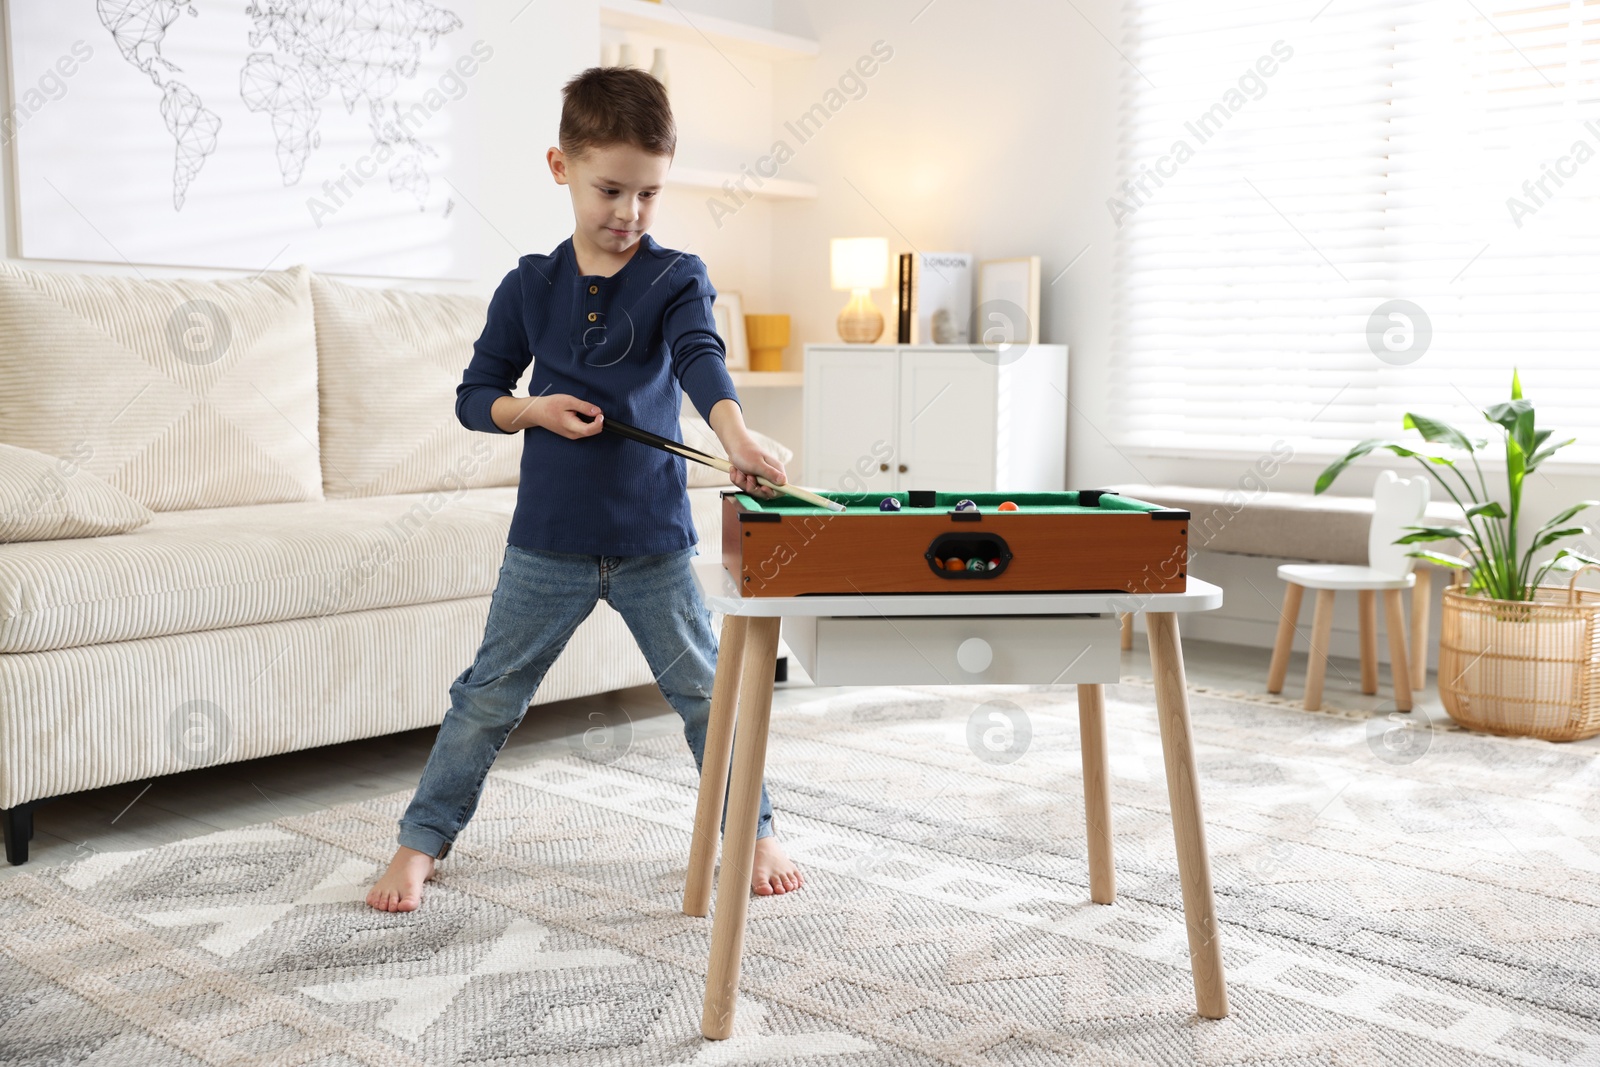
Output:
top-left (954, 499), bottom-right (978, 512)
top-left (998, 501), bottom-right (1019, 511)
top-left (966, 557), bottom-right (986, 572)
top-left (879, 497), bottom-right (901, 512)
top-left (988, 558), bottom-right (1001, 569)
top-left (945, 558), bottom-right (966, 571)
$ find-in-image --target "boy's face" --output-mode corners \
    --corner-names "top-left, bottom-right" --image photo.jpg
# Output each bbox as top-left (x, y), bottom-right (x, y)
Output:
top-left (548, 142), bottom-right (671, 258)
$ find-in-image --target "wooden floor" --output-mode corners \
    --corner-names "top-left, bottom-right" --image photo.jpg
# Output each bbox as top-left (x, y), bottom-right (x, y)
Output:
top-left (0, 635), bottom-right (1510, 881)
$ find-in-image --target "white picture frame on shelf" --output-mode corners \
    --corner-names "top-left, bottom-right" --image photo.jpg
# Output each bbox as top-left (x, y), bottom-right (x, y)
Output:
top-left (712, 291), bottom-right (749, 370)
top-left (976, 256), bottom-right (1042, 345)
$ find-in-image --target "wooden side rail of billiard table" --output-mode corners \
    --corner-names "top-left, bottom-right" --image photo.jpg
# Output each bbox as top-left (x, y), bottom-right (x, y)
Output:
top-left (721, 489), bottom-right (1191, 598)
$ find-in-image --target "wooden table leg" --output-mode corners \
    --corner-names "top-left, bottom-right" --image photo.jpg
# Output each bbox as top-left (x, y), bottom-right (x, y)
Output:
top-left (1120, 612), bottom-right (1134, 651)
top-left (1358, 589), bottom-right (1379, 695)
top-left (700, 615), bottom-right (781, 1040)
top-left (1266, 582), bottom-right (1303, 694)
top-left (1077, 683), bottom-right (1115, 904)
top-left (1146, 612), bottom-right (1229, 1020)
top-left (1384, 589), bottom-right (1414, 712)
top-left (1410, 569), bottom-right (1431, 692)
top-left (684, 613), bottom-right (748, 917)
top-left (1304, 589), bottom-right (1336, 711)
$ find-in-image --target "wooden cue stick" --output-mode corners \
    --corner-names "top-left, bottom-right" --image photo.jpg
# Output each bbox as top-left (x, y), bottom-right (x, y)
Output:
top-left (578, 412), bottom-right (846, 513)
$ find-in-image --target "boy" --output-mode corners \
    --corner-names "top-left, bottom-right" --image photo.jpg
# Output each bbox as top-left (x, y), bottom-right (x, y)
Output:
top-left (367, 67), bottom-right (803, 911)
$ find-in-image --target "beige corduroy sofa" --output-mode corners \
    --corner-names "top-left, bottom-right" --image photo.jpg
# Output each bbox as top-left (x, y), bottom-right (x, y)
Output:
top-left (0, 261), bottom-right (787, 864)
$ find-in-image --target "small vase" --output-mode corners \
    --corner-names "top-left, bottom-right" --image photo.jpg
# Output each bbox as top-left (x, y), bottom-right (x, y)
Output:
top-left (617, 43), bottom-right (635, 68)
top-left (650, 48), bottom-right (670, 90)
top-left (745, 314), bottom-right (790, 371)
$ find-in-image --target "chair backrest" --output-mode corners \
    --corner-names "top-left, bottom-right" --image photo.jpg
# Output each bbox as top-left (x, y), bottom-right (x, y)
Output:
top-left (1368, 469), bottom-right (1430, 577)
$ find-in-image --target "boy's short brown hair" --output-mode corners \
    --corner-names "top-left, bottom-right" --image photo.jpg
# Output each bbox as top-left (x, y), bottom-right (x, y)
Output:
top-left (560, 66), bottom-right (676, 161)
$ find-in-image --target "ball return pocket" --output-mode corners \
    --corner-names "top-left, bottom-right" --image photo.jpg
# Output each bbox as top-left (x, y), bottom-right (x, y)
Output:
top-left (925, 532), bottom-right (1012, 578)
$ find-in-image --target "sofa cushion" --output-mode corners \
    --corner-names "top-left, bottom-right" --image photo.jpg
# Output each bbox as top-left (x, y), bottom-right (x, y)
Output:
top-left (0, 262), bottom-right (322, 511)
top-left (310, 274), bottom-right (525, 498)
top-left (0, 442), bottom-right (153, 543)
top-left (0, 487), bottom-right (522, 654)
top-left (1114, 482), bottom-right (1464, 565)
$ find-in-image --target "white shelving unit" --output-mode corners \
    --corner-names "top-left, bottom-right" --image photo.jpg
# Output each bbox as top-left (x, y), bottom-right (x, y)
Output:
top-left (730, 371), bottom-right (803, 388)
top-left (608, 2), bottom-right (816, 459)
top-left (598, 0), bottom-right (819, 61)
top-left (599, 4), bottom-right (820, 202)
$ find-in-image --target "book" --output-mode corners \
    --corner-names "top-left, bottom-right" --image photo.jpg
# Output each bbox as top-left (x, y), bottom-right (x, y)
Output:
top-left (897, 251), bottom-right (972, 343)
top-left (897, 253), bottom-right (915, 343)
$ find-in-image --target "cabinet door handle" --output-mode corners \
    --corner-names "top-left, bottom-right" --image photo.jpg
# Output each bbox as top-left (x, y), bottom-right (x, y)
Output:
top-left (898, 464), bottom-right (908, 473)
top-left (879, 462), bottom-right (889, 472)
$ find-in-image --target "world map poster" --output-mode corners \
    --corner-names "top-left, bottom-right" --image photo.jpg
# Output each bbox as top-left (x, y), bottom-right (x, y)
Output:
top-left (7, 1), bottom-right (481, 279)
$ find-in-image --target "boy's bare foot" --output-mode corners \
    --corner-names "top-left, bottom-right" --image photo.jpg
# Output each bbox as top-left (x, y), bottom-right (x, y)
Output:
top-left (751, 836), bottom-right (803, 896)
top-left (366, 846), bottom-right (436, 912)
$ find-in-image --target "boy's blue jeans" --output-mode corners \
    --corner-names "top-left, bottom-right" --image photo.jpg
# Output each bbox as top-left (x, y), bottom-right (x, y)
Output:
top-left (397, 542), bottom-right (774, 859)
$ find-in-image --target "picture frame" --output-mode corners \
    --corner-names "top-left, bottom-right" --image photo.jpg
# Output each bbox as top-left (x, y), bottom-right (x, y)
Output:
top-left (711, 290), bottom-right (749, 370)
top-left (976, 256), bottom-right (1042, 345)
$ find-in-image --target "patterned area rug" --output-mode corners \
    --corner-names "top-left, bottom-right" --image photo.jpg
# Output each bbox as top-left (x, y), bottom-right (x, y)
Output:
top-left (3, 680), bottom-right (1599, 1066)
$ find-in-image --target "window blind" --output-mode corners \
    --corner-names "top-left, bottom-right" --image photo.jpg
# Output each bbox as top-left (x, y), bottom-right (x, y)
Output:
top-left (1112, 0), bottom-right (1600, 464)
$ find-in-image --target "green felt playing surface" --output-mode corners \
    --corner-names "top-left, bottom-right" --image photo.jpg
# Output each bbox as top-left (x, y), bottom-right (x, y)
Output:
top-left (730, 491), bottom-right (1164, 516)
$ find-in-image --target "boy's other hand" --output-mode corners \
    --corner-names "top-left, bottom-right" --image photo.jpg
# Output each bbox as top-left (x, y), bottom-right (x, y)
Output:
top-left (540, 395), bottom-right (605, 439)
top-left (727, 435), bottom-right (786, 500)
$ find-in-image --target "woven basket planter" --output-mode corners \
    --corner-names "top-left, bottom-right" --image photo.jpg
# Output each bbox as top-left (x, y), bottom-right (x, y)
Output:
top-left (1438, 568), bottom-right (1600, 741)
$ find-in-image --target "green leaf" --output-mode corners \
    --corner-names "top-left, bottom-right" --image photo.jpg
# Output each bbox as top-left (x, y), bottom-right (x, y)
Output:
top-left (1529, 436), bottom-right (1576, 471)
top-left (1512, 367), bottom-right (1523, 400)
top-left (1534, 500), bottom-right (1599, 534)
top-left (1406, 550), bottom-right (1470, 569)
top-left (1506, 434), bottom-right (1527, 512)
top-left (1550, 548), bottom-right (1600, 570)
top-left (1530, 526), bottom-right (1589, 552)
top-left (1314, 439), bottom-right (1386, 494)
top-left (1403, 412), bottom-right (1477, 453)
top-left (1466, 501), bottom-right (1507, 519)
top-left (1484, 397), bottom-right (1533, 434)
top-left (1395, 525), bottom-right (1472, 544)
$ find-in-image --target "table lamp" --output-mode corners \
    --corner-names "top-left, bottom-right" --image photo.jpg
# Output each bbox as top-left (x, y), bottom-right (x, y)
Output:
top-left (830, 237), bottom-right (888, 343)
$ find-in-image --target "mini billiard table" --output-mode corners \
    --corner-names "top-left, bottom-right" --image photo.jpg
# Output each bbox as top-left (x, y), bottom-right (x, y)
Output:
top-left (722, 488), bottom-right (1191, 597)
top-left (682, 558), bottom-right (1230, 1038)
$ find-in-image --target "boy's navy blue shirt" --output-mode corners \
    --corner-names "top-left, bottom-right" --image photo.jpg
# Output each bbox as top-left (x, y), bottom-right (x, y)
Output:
top-left (457, 233), bottom-right (740, 555)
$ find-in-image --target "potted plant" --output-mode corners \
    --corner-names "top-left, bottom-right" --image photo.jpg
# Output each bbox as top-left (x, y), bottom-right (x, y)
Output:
top-left (1316, 370), bottom-right (1600, 741)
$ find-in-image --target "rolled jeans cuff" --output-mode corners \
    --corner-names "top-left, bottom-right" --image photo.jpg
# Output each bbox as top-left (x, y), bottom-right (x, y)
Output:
top-left (397, 824), bottom-right (454, 860)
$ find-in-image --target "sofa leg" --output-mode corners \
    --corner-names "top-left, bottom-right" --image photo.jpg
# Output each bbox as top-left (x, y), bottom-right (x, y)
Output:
top-left (774, 655), bottom-right (788, 683)
top-left (3, 802), bottom-right (39, 866)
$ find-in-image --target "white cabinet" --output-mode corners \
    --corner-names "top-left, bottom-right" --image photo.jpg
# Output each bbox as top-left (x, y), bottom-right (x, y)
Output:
top-left (802, 343), bottom-right (1068, 493)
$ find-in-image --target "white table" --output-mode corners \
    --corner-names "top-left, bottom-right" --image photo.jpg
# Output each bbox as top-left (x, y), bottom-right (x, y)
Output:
top-left (682, 559), bottom-right (1230, 1036)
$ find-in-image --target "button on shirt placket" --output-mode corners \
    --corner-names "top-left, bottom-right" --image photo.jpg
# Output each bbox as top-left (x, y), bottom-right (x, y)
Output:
top-left (583, 281), bottom-right (603, 354)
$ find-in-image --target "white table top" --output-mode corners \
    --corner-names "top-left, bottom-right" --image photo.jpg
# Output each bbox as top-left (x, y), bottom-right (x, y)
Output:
top-left (693, 558), bottom-right (1223, 617)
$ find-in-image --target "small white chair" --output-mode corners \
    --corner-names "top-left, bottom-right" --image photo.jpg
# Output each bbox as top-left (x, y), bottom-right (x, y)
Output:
top-left (1267, 470), bottom-right (1428, 711)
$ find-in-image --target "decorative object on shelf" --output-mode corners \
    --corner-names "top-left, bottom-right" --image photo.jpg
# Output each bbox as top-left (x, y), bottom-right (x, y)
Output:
top-left (649, 47), bottom-right (670, 90)
top-left (1316, 369), bottom-right (1600, 741)
top-left (977, 255), bottom-right (1042, 345)
top-left (744, 314), bottom-right (790, 371)
top-left (896, 251), bottom-right (973, 343)
top-left (711, 291), bottom-right (749, 370)
top-left (831, 237), bottom-right (888, 343)
top-left (601, 42), bottom-right (614, 66)
top-left (617, 42), bottom-right (636, 67)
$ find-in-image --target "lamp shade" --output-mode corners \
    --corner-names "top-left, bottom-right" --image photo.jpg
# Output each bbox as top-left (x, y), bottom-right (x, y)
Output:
top-left (830, 237), bottom-right (888, 291)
